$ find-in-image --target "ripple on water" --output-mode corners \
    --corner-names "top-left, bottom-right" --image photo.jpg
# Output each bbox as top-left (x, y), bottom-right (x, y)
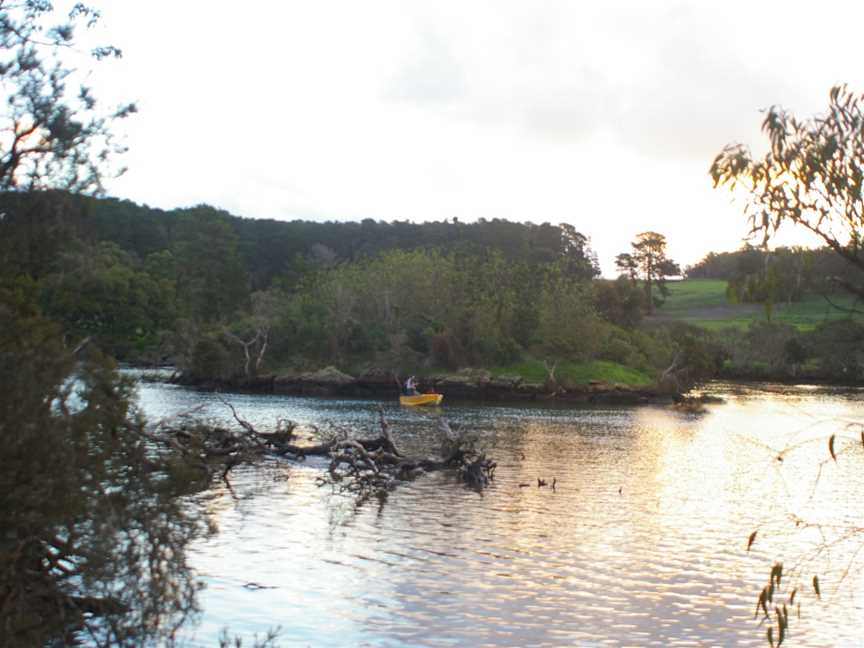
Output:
top-left (128, 376), bottom-right (864, 647)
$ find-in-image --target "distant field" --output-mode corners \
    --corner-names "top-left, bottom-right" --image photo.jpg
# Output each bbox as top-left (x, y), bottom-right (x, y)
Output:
top-left (652, 279), bottom-right (864, 331)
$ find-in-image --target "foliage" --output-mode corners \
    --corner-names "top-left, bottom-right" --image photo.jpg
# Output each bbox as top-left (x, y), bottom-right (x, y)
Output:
top-left (0, 191), bottom-right (610, 369)
top-left (688, 245), bottom-right (864, 310)
top-left (39, 240), bottom-right (177, 358)
top-left (1, 192), bottom-right (599, 294)
top-left (185, 333), bottom-right (239, 382)
top-left (197, 247), bottom-right (607, 376)
top-left (220, 289), bottom-right (286, 378)
top-left (0, 2), bottom-right (134, 193)
top-left (711, 86), bottom-right (864, 646)
top-left (685, 245), bottom-right (764, 280)
top-left (592, 276), bottom-right (646, 328)
top-left (218, 627), bottom-right (283, 648)
top-left (0, 7), bottom-right (211, 645)
top-left (0, 281), bottom-right (205, 646)
top-left (617, 231), bottom-right (680, 313)
top-left (742, 419), bottom-right (864, 647)
top-left (171, 207), bottom-right (249, 324)
top-left (558, 222), bottom-right (601, 280)
top-left (654, 283), bottom-right (864, 380)
top-left (724, 247), bottom-right (810, 305)
top-left (535, 261), bottom-right (601, 361)
top-left (711, 84), bottom-right (864, 300)
top-left (649, 322), bottom-right (726, 392)
top-left (806, 319), bottom-right (864, 380)
top-left (727, 321), bottom-right (799, 374)
top-left (259, 249), bottom-right (562, 370)
top-left (597, 328), bottom-right (652, 371)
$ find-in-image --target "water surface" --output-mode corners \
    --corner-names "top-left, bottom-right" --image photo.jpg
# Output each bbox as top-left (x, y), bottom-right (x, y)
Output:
top-left (133, 377), bottom-right (864, 646)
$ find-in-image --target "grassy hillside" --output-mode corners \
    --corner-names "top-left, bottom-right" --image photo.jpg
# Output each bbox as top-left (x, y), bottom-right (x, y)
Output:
top-left (654, 279), bottom-right (864, 331)
top-left (491, 359), bottom-right (655, 388)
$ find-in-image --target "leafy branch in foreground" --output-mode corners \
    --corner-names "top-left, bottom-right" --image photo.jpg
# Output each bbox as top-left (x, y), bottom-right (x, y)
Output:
top-left (711, 84), bottom-right (864, 299)
top-left (743, 422), bottom-right (864, 646)
top-left (0, 282), bottom-right (207, 646)
top-left (0, 1), bottom-right (135, 193)
top-left (712, 85), bottom-right (864, 644)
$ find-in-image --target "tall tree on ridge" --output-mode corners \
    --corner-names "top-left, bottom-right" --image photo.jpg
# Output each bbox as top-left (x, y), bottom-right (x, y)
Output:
top-left (618, 231), bottom-right (679, 313)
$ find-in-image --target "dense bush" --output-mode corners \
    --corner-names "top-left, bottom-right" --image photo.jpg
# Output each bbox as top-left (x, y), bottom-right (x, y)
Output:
top-left (807, 320), bottom-right (864, 380)
top-left (185, 335), bottom-right (237, 382)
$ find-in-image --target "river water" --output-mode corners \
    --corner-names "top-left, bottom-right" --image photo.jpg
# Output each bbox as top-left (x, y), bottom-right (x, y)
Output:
top-left (133, 377), bottom-right (864, 647)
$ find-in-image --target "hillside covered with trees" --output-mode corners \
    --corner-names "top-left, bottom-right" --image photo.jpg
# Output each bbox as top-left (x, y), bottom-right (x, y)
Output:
top-left (2, 191), bottom-right (703, 388)
top-left (5, 188), bottom-right (864, 390)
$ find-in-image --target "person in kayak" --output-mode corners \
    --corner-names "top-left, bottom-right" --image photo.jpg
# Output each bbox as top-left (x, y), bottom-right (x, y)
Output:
top-left (404, 376), bottom-right (419, 395)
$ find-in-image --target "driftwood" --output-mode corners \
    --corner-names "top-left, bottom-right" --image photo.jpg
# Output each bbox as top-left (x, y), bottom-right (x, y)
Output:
top-left (317, 413), bottom-right (496, 497)
top-left (146, 402), bottom-right (496, 499)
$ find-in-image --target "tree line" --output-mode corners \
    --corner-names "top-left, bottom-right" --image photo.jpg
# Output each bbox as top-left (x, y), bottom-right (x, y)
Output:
top-left (3, 190), bottom-right (702, 382)
top-left (686, 243), bottom-right (864, 306)
top-left (7, 185), bottom-right (861, 387)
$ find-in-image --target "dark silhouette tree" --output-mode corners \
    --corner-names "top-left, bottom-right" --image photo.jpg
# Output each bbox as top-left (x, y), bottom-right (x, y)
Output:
top-left (0, 2), bottom-right (135, 193)
top-left (0, 5), bottom-right (204, 645)
top-left (615, 252), bottom-right (638, 282)
top-left (171, 207), bottom-right (249, 324)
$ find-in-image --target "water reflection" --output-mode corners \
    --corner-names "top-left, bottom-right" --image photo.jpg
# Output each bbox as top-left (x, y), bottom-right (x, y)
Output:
top-left (128, 375), bottom-right (864, 647)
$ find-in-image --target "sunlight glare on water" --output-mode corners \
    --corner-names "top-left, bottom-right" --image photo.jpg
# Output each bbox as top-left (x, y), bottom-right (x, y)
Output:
top-left (131, 375), bottom-right (864, 647)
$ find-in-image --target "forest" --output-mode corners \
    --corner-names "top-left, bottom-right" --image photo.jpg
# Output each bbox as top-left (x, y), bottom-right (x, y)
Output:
top-left (0, 190), bottom-right (714, 390)
top-left (3, 189), bottom-right (863, 390)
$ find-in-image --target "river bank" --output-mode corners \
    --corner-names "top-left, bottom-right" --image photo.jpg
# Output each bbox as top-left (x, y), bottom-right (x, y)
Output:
top-left (172, 365), bottom-right (678, 405)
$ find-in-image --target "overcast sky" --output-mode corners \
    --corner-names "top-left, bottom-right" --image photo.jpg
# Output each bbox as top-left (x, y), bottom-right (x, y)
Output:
top-left (86, 0), bottom-right (864, 275)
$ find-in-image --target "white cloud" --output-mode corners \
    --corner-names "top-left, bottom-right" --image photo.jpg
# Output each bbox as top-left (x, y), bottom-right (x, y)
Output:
top-left (384, 30), bottom-right (467, 105)
top-left (87, 0), bottom-right (864, 275)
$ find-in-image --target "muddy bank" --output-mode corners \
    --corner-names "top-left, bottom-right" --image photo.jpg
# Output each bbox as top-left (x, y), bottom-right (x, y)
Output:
top-left (173, 366), bottom-right (677, 405)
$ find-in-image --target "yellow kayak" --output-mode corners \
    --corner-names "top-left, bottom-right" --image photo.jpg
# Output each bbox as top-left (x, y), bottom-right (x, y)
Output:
top-left (400, 393), bottom-right (444, 406)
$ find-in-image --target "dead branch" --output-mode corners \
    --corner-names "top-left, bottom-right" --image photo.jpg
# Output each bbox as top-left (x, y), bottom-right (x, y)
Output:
top-left (319, 409), bottom-right (495, 499)
top-left (151, 402), bottom-right (495, 499)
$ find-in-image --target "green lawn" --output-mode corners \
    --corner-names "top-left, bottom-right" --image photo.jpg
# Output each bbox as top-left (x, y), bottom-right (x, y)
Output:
top-left (492, 359), bottom-right (654, 388)
top-left (658, 279), bottom-right (731, 313)
top-left (654, 279), bottom-right (864, 331)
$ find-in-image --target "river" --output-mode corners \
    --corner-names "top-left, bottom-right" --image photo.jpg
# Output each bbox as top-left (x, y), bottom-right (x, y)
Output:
top-left (133, 376), bottom-right (864, 647)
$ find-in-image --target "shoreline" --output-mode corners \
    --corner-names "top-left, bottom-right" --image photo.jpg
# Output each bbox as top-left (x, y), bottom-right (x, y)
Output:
top-left (130, 364), bottom-right (864, 403)
top-left (169, 367), bottom-right (679, 406)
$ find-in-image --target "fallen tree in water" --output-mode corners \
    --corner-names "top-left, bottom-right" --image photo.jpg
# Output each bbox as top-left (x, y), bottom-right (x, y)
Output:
top-left (315, 414), bottom-right (496, 497)
top-left (145, 402), bottom-right (496, 499)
